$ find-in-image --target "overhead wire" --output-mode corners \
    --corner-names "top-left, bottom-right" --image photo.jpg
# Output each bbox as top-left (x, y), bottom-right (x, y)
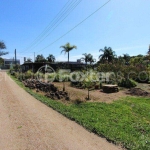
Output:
top-left (20, 0), bottom-right (82, 53)
top-left (20, 0), bottom-right (71, 53)
top-left (33, 0), bottom-right (111, 55)
top-left (24, 0), bottom-right (82, 52)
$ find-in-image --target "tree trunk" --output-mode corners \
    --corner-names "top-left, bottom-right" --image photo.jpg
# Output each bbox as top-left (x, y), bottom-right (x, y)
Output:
top-left (68, 52), bottom-right (69, 63)
top-left (86, 61), bottom-right (87, 71)
top-left (87, 88), bottom-right (90, 100)
top-left (63, 82), bottom-right (65, 91)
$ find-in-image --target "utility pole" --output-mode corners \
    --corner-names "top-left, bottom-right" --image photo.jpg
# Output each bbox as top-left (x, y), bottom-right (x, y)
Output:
top-left (34, 52), bottom-right (35, 62)
top-left (148, 45), bottom-right (150, 55)
top-left (15, 49), bottom-right (17, 65)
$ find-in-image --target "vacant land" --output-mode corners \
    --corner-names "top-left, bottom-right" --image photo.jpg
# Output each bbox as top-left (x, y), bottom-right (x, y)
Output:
top-left (0, 71), bottom-right (121, 150)
top-left (53, 82), bottom-right (150, 103)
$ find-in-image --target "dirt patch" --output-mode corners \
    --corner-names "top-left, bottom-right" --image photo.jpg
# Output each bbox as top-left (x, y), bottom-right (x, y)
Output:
top-left (136, 83), bottom-right (150, 93)
top-left (53, 82), bottom-right (128, 103)
top-left (126, 88), bottom-right (150, 97)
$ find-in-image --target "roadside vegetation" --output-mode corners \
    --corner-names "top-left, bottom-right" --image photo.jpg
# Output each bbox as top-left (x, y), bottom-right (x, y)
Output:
top-left (7, 44), bottom-right (150, 149)
top-left (9, 73), bottom-right (150, 150)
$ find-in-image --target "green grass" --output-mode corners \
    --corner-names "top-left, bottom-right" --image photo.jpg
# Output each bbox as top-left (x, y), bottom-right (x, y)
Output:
top-left (10, 74), bottom-right (150, 150)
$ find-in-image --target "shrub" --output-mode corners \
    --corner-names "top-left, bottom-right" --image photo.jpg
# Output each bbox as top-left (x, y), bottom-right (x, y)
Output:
top-left (118, 78), bottom-right (137, 88)
top-left (73, 99), bottom-right (83, 104)
top-left (14, 72), bottom-right (19, 78)
top-left (25, 70), bottom-right (34, 79)
top-left (100, 82), bottom-right (103, 89)
top-left (136, 71), bottom-right (149, 83)
top-left (9, 69), bottom-right (15, 75)
top-left (47, 73), bottom-right (56, 82)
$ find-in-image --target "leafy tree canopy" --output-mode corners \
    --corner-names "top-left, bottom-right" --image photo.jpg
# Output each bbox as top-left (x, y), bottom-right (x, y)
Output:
top-left (0, 41), bottom-right (8, 56)
top-left (25, 58), bottom-right (32, 63)
top-left (0, 57), bottom-right (4, 65)
top-left (35, 54), bottom-right (47, 62)
top-left (47, 54), bottom-right (55, 63)
top-left (81, 53), bottom-right (96, 65)
top-left (60, 42), bottom-right (77, 62)
top-left (99, 46), bottom-right (116, 63)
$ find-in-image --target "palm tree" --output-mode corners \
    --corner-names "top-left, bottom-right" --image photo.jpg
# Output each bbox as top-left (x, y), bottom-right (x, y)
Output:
top-left (99, 46), bottom-right (116, 63)
top-left (123, 54), bottom-right (130, 65)
top-left (60, 42), bottom-right (77, 63)
top-left (0, 41), bottom-right (8, 56)
top-left (0, 41), bottom-right (6, 49)
top-left (47, 54), bottom-right (55, 63)
top-left (89, 55), bottom-right (96, 65)
top-left (81, 53), bottom-right (90, 65)
top-left (81, 53), bottom-right (96, 65)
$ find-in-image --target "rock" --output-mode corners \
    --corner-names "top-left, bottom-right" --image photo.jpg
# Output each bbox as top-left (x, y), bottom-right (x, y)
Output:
top-left (22, 79), bottom-right (69, 100)
top-left (65, 96), bottom-right (70, 101)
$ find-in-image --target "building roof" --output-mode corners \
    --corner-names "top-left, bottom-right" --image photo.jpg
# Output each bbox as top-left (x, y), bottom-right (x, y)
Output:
top-left (4, 58), bottom-right (20, 61)
top-left (22, 61), bottom-right (84, 65)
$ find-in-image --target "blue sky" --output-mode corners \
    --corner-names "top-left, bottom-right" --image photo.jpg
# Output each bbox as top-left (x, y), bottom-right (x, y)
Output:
top-left (0, 0), bottom-right (150, 64)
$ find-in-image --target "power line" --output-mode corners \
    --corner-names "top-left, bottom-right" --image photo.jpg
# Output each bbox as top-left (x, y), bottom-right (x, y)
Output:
top-left (34, 0), bottom-right (111, 54)
top-left (20, 0), bottom-right (82, 53)
top-left (23, 0), bottom-right (82, 53)
top-left (20, 0), bottom-right (70, 53)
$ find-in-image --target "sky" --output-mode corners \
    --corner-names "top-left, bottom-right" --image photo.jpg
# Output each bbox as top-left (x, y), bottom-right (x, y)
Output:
top-left (0, 0), bottom-right (150, 64)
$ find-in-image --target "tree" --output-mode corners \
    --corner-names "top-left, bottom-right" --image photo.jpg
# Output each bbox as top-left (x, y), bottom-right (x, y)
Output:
top-left (81, 53), bottom-right (90, 65)
top-left (0, 57), bottom-right (4, 65)
top-left (148, 45), bottom-right (150, 55)
top-left (99, 46), bottom-right (116, 63)
top-left (83, 74), bottom-right (94, 100)
top-left (81, 53), bottom-right (96, 65)
top-left (25, 58), bottom-right (32, 63)
top-left (88, 55), bottom-right (96, 65)
top-left (47, 54), bottom-right (55, 63)
top-left (60, 42), bottom-right (77, 63)
top-left (0, 41), bottom-right (8, 56)
top-left (116, 56), bottom-right (125, 65)
top-left (123, 54), bottom-right (130, 65)
top-left (35, 54), bottom-right (47, 62)
top-left (130, 56), bottom-right (144, 66)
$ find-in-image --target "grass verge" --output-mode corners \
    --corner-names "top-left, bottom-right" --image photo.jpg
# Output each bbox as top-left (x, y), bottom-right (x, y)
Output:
top-left (10, 74), bottom-right (150, 150)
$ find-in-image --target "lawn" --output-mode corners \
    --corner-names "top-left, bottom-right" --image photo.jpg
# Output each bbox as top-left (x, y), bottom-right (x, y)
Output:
top-left (11, 75), bottom-right (150, 150)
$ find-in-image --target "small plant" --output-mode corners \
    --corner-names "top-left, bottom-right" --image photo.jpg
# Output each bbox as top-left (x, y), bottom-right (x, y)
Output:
top-left (74, 99), bottom-right (83, 104)
top-left (100, 82), bottom-right (103, 89)
top-left (118, 78), bottom-right (137, 88)
top-left (83, 75), bottom-right (93, 100)
top-left (25, 70), bottom-right (34, 79)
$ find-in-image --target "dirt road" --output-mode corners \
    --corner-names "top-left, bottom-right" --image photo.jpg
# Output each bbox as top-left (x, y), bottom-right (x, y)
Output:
top-left (0, 71), bottom-right (121, 150)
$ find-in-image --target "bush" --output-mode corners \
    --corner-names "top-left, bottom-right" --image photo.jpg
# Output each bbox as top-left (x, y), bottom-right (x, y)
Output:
top-left (9, 69), bottom-right (15, 75)
top-left (73, 99), bottom-right (83, 104)
top-left (25, 70), bottom-right (34, 79)
top-left (136, 71), bottom-right (149, 83)
top-left (14, 72), bottom-right (19, 79)
top-left (118, 78), bottom-right (137, 88)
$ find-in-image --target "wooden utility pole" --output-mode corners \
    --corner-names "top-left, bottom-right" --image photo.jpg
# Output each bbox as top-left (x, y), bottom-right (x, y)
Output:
top-left (34, 52), bottom-right (35, 62)
top-left (15, 49), bottom-right (16, 65)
